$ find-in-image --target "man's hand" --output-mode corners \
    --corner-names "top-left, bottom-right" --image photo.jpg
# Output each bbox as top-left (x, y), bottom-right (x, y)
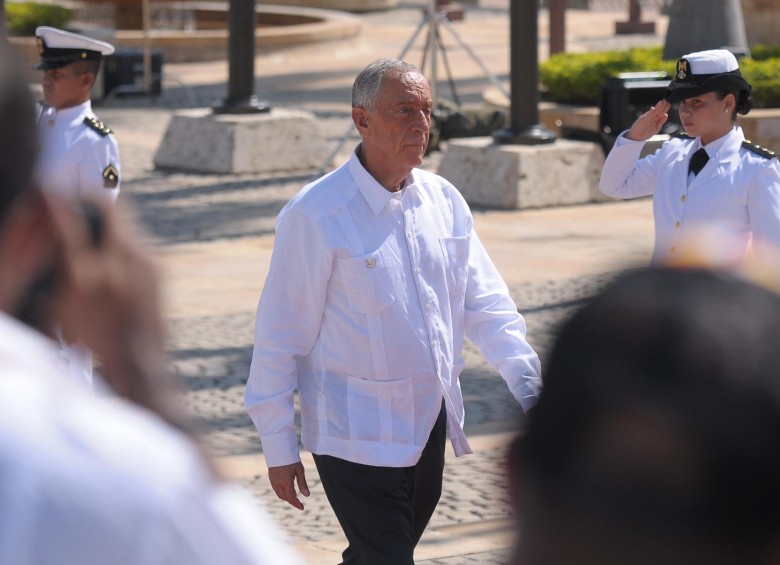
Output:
top-left (626, 99), bottom-right (671, 142)
top-left (269, 462), bottom-right (310, 511)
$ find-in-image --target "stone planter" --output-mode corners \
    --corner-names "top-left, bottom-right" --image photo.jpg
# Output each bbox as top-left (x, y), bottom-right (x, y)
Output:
top-left (8, 4), bottom-right (361, 64)
top-left (98, 0), bottom-right (397, 22)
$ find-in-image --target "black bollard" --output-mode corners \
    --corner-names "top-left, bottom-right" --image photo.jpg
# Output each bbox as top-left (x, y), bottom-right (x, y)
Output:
top-left (213, 0), bottom-right (271, 114)
top-left (492, 0), bottom-right (556, 145)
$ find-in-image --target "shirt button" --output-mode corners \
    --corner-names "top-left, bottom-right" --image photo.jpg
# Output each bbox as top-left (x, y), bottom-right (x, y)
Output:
top-left (47, 119), bottom-right (54, 127)
top-left (415, 267), bottom-right (421, 273)
top-left (681, 195), bottom-right (686, 202)
top-left (675, 222), bottom-right (681, 229)
top-left (406, 232), bottom-right (412, 239)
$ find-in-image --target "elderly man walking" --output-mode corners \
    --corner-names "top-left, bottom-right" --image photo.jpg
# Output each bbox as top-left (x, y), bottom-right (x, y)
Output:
top-left (245, 58), bottom-right (541, 565)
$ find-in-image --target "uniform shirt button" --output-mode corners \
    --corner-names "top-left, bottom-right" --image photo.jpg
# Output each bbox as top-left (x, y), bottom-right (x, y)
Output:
top-left (47, 119), bottom-right (54, 127)
top-left (415, 267), bottom-right (421, 273)
top-left (675, 222), bottom-right (681, 229)
top-left (681, 195), bottom-right (686, 202)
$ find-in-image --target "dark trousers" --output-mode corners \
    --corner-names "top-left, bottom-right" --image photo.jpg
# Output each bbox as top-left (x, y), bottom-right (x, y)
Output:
top-left (313, 402), bottom-right (447, 565)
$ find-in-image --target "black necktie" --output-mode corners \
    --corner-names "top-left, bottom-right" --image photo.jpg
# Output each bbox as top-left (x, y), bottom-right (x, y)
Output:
top-left (688, 148), bottom-right (709, 176)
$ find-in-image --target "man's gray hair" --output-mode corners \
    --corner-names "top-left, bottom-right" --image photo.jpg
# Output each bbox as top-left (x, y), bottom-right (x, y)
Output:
top-left (352, 58), bottom-right (422, 113)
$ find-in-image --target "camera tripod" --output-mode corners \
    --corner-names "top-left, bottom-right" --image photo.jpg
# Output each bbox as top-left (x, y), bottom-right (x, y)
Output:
top-left (315, 0), bottom-right (510, 176)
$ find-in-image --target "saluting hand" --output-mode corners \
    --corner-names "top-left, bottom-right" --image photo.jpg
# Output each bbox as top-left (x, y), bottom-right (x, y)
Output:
top-left (626, 99), bottom-right (671, 142)
top-left (269, 462), bottom-right (310, 511)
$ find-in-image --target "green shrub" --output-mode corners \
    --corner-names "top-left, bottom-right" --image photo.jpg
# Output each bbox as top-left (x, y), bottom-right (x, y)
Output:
top-left (540, 47), bottom-right (673, 105)
top-left (540, 46), bottom-right (780, 108)
top-left (5, 2), bottom-right (73, 36)
top-left (740, 57), bottom-right (780, 108)
top-left (749, 44), bottom-right (780, 61)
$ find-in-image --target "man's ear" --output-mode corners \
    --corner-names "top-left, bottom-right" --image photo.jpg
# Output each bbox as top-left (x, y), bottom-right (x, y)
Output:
top-left (80, 71), bottom-right (96, 92)
top-left (352, 107), bottom-right (370, 136)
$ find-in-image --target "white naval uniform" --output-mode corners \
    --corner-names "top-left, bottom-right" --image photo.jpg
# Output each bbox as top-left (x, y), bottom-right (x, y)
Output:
top-left (599, 126), bottom-right (780, 264)
top-left (36, 99), bottom-right (120, 203)
top-left (36, 99), bottom-right (121, 389)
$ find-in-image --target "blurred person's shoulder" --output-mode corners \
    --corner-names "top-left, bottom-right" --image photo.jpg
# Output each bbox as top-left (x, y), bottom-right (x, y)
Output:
top-left (0, 311), bottom-right (302, 564)
top-left (0, 313), bottom-right (208, 491)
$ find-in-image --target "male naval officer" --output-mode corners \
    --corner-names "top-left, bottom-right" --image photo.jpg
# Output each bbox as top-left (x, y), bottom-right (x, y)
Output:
top-left (35, 26), bottom-right (120, 203)
top-left (34, 27), bottom-right (121, 388)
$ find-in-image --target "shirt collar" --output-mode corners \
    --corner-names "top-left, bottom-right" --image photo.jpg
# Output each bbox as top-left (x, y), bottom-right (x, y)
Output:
top-left (348, 145), bottom-right (415, 216)
top-left (45, 100), bottom-right (91, 121)
top-left (698, 125), bottom-right (740, 156)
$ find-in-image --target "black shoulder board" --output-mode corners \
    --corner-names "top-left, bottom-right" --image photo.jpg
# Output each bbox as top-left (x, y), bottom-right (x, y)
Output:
top-left (84, 116), bottom-right (112, 136)
top-left (742, 140), bottom-right (779, 160)
top-left (674, 132), bottom-right (693, 140)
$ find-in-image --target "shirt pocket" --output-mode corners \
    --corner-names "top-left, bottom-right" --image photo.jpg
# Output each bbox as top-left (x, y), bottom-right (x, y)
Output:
top-left (439, 236), bottom-right (471, 292)
top-left (346, 375), bottom-right (415, 443)
top-left (337, 248), bottom-right (397, 314)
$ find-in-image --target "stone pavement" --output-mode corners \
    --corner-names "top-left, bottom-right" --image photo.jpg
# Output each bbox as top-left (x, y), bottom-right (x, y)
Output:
top-left (90, 2), bottom-right (663, 562)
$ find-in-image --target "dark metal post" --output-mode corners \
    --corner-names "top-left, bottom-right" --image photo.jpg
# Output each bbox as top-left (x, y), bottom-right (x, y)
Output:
top-left (0, 0), bottom-right (6, 39)
top-left (213, 0), bottom-right (270, 114)
top-left (549, 0), bottom-right (565, 55)
top-left (492, 0), bottom-right (556, 145)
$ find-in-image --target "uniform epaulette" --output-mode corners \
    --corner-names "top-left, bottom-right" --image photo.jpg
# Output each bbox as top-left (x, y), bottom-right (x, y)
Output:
top-left (84, 116), bottom-right (112, 136)
top-left (742, 140), bottom-right (779, 160)
top-left (674, 132), bottom-right (693, 139)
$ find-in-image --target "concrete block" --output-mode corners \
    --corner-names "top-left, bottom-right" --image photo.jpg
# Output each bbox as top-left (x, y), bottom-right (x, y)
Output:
top-left (740, 108), bottom-right (780, 151)
top-left (153, 108), bottom-right (328, 174)
top-left (437, 137), bottom-right (605, 209)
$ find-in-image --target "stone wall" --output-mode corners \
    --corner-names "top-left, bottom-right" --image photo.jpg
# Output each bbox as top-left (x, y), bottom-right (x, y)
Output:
top-left (743, 0), bottom-right (780, 45)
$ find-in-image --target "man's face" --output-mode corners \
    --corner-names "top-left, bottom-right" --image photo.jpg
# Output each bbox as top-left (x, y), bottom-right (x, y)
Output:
top-left (361, 71), bottom-right (432, 177)
top-left (41, 64), bottom-right (90, 110)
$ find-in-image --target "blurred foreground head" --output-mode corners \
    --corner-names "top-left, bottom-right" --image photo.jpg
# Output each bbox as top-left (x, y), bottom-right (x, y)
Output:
top-left (0, 45), bottom-right (37, 222)
top-left (0, 44), bottom-right (57, 330)
top-left (510, 267), bottom-right (780, 565)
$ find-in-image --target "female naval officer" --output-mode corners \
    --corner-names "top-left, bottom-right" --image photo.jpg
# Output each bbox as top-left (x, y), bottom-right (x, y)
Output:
top-left (599, 49), bottom-right (780, 265)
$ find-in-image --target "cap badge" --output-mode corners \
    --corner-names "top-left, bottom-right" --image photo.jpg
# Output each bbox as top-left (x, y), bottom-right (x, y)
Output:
top-left (36, 37), bottom-right (44, 55)
top-left (677, 59), bottom-right (689, 80)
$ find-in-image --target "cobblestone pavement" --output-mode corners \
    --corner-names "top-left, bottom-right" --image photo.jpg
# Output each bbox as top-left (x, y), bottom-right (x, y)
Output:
top-left (87, 2), bottom-right (662, 561)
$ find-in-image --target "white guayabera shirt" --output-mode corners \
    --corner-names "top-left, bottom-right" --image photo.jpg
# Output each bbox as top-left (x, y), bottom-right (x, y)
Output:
top-left (246, 145), bottom-right (542, 469)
